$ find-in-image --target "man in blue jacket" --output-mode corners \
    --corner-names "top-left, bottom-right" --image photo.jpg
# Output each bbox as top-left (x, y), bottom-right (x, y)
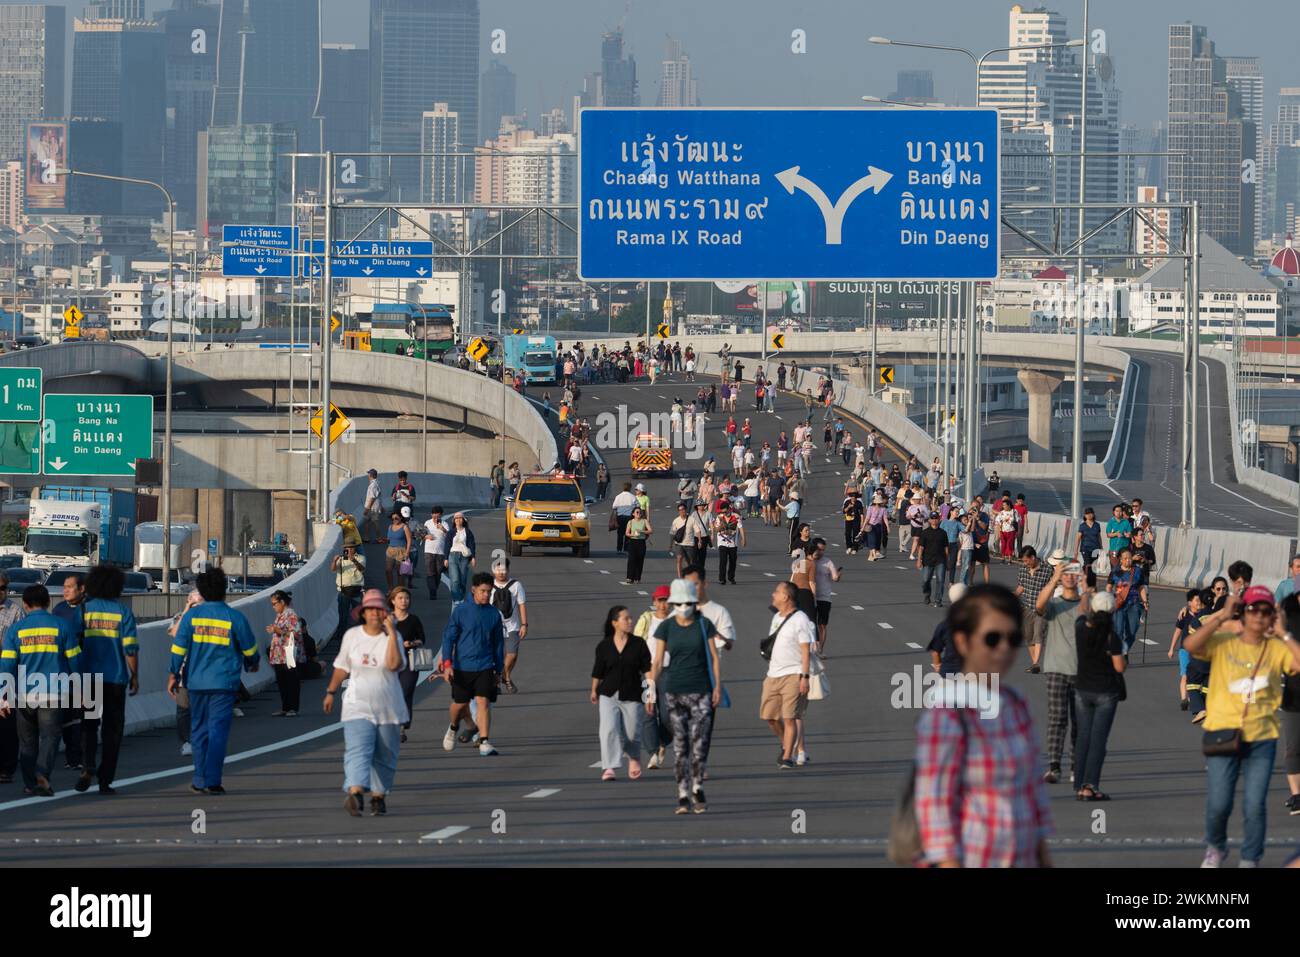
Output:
top-left (439, 572), bottom-right (504, 756)
top-left (168, 568), bottom-right (259, 794)
top-left (75, 566), bottom-right (138, 795)
top-left (0, 585), bottom-right (82, 796)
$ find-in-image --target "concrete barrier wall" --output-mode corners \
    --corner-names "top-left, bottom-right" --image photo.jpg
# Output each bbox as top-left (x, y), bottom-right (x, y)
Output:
top-left (986, 462), bottom-right (1109, 482)
top-left (1018, 510), bottom-right (1293, 590)
top-left (123, 468), bottom-right (493, 736)
top-left (1099, 352), bottom-right (1137, 478)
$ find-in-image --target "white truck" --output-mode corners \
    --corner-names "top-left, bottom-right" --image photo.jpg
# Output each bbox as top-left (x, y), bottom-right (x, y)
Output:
top-left (24, 500), bottom-right (102, 571)
top-left (134, 522), bottom-right (202, 582)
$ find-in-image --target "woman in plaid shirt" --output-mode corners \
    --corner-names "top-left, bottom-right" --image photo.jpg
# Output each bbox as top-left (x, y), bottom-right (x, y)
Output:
top-left (914, 585), bottom-right (1054, 867)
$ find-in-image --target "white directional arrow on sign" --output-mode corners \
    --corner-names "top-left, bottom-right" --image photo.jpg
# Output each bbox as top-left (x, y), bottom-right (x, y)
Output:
top-left (49, 457), bottom-right (67, 471)
top-left (775, 165), bottom-right (893, 244)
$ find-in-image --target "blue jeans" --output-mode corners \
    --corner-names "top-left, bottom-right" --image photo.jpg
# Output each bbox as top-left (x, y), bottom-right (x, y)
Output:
top-left (343, 719), bottom-right (401, 795)
top-left (1073, 689), bottom-right (1120, 789)
top-left (15, 707), bottom-right (61, 789)
top-left (448, 552), bottom-right (472, 603)
top-left (189, 690), bottom-right (237, 789)
top-left (921, 561), bottom-right (947, 602)
top-left (1205, 737), bottom-right (1277, 863)
top-left (1114, 602), bottom-right (1141, 654)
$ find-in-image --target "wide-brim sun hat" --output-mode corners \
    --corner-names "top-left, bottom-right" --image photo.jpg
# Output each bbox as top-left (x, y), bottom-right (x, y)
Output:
top-left (352, 588), bottom-right (391, 621)
top-left (1047, 548), bottom-right (1069, 567)
top-left (668, 578), bottom-right (698, 605)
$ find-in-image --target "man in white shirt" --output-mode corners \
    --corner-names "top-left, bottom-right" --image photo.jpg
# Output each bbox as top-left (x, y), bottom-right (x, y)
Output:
top-left (362, 468), bottom-right (383, 543)
top-left (610, 483), bottom-right (638, 553)
top-left (761, 582), bottom-right (815, 769)
top-left (491, 559), bottom-right (527, 694)
top-left (424, 506), bottom-right (449, 600)
top-left (810, 538), bottom-right (842, 654)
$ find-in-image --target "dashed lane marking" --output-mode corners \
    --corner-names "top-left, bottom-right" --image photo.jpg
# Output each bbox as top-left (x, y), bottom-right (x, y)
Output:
top-left (878, 622), bottom-right (894, 630)
top-left (599, 569), bottom-right (610, 575)
top-left (851, 605), bottom-right (865, 611)
top-left (638, 590), bottom-right (648, 596)
top-left (584, 559), bottom-right (594, 564)
top-left (764, 572), bottom-right (775, 577)
top-left (524, 789), bottom-right (562, 799)
top-left (422, 826), bottom-right (471, 841)
top-left (905, 642), bottom-right (923, 650)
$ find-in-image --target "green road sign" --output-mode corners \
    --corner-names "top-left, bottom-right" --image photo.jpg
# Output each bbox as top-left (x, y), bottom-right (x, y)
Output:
top-left (0, 369), bottom-right (43, 422)
top-left (0, 422), bottom-right (39, 474)
top-left (41, 394), bottom-right (154, 476)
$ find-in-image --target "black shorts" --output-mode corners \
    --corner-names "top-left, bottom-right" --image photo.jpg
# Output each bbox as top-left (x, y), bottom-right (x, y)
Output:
top-left (816, 601), bottom-right (832, 627)
top-left (973, 544), bottom-right (990, 564)
top-left (795, 588), bottom-right (816, 621)
top-left (451, 668), bottom-right (498, 704)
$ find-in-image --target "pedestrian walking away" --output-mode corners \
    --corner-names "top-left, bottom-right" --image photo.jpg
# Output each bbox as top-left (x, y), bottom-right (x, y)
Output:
top-left (265, 590), bottom-right (304, 719)
top-left (168, 568), bottom-right (261, 795)
top-left (650, 579), bottom-right (723, 814)
top-left (592, 606), bottom-right (653, 780)
top-left (50, 573), bottom-right (86, 772)
top-left (324, 589), bottom-right (407, 817)
top-left (491, 559), bottom-right (527, 693)
top-left (437, 573), bottom-right (506, 756)
top-left (0, 585), bottom-right (82, 797)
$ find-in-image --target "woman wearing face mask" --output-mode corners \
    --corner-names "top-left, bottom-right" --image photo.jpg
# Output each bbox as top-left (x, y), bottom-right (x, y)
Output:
top-left (913, 585), bottom-right (1053, 867)
top-left (649, 579), bottom-right (723, 815)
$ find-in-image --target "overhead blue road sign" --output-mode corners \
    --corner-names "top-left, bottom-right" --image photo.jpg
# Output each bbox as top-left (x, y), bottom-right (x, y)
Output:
top-left (303, 240), bottom-right (435, 279)
top-left (221, 225), bottom-right (299, 278)
top-left (578, 108), bottom-right (999, 281)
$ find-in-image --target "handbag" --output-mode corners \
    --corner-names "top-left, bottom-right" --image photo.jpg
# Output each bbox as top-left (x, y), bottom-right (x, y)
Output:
top-left (408, 646), bottom-right (437, 671)
top-left (760, 614), bottom-right (793, 661)
top-left (608, 510), bottom-right (618, 532)
top-left (808, 671), bottom-right (830, 701)
top-left (887, 709), bottom-right (973, 867)
top-left (699, 620), bottom-right (730, 708)
top-left (1201, 642), bottom-right (1267, 757)
top-left (399, 559), bottom-right (414, 576)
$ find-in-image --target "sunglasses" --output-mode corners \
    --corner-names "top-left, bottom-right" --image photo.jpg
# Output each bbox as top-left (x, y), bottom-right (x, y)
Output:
top-left (978, 630), bottom-right (1024, 649)
top-left (1244, 604), bottom-right (1275, 616)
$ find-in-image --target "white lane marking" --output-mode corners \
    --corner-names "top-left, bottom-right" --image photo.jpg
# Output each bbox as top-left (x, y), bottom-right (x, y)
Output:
top-left (584, 559), bottom-right (594, 564)
top-left (740, 563), bottom-right (751, 568)
top-left (764, 572), bottom-right (775, 577)
top-left (1140, 639), bottom-right (1158, 646)
top-left (905, 642), bottom-right (923, 650)
top-left (830, 591), bottom-right (838, 596)
top-left (589, 761), bottom-right (603, 768)
top-left (895, 565), bottom-right (907, 570)
top-left (422, 826), bottom-right (471, 840)
top-left (600, 569), bottom-right (610, 575)
top-left (878, 622), bottom-right (894, 630)
top-left (524, 788), bottom-right (562, 799)
top-left (852, 605), bottom-right (865, 611)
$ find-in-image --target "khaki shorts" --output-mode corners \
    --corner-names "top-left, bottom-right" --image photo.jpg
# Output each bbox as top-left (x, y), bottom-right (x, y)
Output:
top-left (760, 674), bottom-right (808, 721)
top-left (1023, 608), bottom-right (1046, 646)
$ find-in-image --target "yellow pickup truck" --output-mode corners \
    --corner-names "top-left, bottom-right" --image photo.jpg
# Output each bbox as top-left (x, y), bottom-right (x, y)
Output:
top-left (506, 473), bottom-right (591, 557)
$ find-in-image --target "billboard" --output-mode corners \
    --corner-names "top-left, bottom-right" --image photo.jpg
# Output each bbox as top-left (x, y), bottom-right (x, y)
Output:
top-left (25, 122), bottom-right (68, 211)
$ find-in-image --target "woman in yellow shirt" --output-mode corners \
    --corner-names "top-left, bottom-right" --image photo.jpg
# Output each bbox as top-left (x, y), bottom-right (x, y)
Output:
top-left (1185, 586), bottom-right (1300, 868)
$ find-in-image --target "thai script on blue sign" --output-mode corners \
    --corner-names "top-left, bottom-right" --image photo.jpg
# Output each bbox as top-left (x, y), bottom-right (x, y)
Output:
top-left (303, 240), bottom-right (435, 279)
top-left (578, 108), bottom-right (999, 281)
top-left (221, 225), bottom-right (299, 278)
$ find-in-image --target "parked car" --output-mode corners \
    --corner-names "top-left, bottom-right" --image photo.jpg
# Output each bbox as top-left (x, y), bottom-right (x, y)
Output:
top-left (4, 567), bottom-right (46, 588)
top-left (43, 568), bottom-right (92, 592)
top-left (123, 571), bottom-right (155, 594)
top-left (0, 555), bottom-right (24, 570)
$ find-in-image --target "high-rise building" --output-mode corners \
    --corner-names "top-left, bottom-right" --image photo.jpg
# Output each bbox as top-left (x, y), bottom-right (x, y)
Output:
top-left (318, 44), bottom-right (371, 157)
top-left (1224, 57), bottom-right (1265, 247)
top-left (1262, 89), bottom-right (1300, 242)
top-left (71, 16), bottom-right (168, 217)
top-left (420, 103), bottom-right (461, 204)
top-left (370, 0), bottom-right (480, 203)
top-left (211, 0), bottom-right (321, 152)
top-left (84, 0), bottom-right (144, 16)
top-left (475, 126), bottom-right (575, 254)
top-left (480, 59), bottom-right (515, 143)
top-left (0, 5), bottom-right (65, 164)
top-left (1167, 24), bottom-right (1256, 257)
top-left (979, 6), bottom-right (1122, 247)
top-left (1134, 185), bottom-right (1171, 265)
top-left (539, 108), bottom-right (568, 137)
top-left (656, 36), bottom-right (698, 107)
top-left (197, 122), bottom-right (295, 238)
top-left (0, 161), bottom-right (24, 230)
top-left (579, 28), bottom-right (638, 109)
top-left (1120, 123), bottom-right (1167, 201)
top-left (159, 0), bottom-right (220, 228)
top-left (890, 70), bottom-right (934, 104)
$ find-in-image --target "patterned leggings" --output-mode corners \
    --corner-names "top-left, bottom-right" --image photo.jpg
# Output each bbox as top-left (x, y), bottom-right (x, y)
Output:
top-left (664, 692), bottom-right (714, 796)
top-left (1044, 673), bottom-right (1077, 771)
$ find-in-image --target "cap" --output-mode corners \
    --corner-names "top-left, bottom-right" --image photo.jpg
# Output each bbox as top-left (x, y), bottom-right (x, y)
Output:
top-left (1242, 585), bottom-right (1276, 608)
top-left (635, 483), bottom-right (646, 492)
top-left (668, 579), bottom-right (698, 605)
top-left (1047, 548), bottom-right (1069, 567)
top-left (948, 582), bottom-right (967, 603)
top-left (652, 585), bottom-right (671, 600)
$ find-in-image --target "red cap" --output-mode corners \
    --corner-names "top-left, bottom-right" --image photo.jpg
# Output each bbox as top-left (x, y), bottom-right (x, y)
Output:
top-left (652, 585), bottom-right (671, 600)
top-left (1241, 585), bottom-right (1275, 607)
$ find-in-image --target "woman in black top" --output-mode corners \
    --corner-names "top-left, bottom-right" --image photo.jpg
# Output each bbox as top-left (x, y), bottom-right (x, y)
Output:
top-left (1073, 590), bottom-right (1128, 801)
top-left (590, 606), bottom-right (652, 781)
top-left (389, 586), bottom-right (427, 743)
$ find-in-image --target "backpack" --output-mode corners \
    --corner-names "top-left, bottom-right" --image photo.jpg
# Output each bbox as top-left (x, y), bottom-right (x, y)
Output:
top-left (492, 581), bottom-right (516, 619)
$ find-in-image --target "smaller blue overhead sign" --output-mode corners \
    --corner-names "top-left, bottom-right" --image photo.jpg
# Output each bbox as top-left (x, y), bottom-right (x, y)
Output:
top-left (303, 240), bottom-right (435, 279)
top-left (221, 225), bottom-right (299, 278)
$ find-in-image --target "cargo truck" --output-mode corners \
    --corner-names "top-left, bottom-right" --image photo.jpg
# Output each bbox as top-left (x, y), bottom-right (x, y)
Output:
top-left (36, 486), bottom-right (141, 566)
top-left (24, 500), bottom-right (103, 570)
top-left (504, 334), bottom-right (557, 385)
top-left (134, 522), bottom-right (202, 582)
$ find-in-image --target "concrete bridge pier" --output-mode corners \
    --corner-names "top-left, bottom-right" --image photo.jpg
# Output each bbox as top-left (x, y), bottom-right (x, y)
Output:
top-left (1017, 370), bottom-right (1064, 463)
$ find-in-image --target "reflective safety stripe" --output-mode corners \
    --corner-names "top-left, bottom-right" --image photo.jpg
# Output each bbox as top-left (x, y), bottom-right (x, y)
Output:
top-left (169, 644), bottom-right (186, 655)
top-left (192, 635), bottom-right (231, 646)
top-left (84, 629), bottom-right (119, 638)
top-left (17, 627), bottom-right (59, 638)
top-left (191, 618), bottom-right (232, 629)
top-left (20, 645), bottom-right (59, 654)
top-left (64, 647), bottom-right (80, 659)
top-left (241, 644), bottom-right (257, 657)
top-left (122, 636), bottom-right (138, 647)
top-left (84, 612), bottom-right (122, 623)
top-left (0, 650), bottom-right (15, 659)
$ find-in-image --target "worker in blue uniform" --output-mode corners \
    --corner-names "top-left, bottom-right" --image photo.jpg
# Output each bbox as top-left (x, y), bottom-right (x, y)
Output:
top-left (75, 566), bottom-right (138, 795)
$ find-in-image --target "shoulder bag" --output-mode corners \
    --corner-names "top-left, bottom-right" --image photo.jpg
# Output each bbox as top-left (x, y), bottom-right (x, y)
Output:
top-left (888, 708), bottom-right (971, 867)
top-left (1202, 642), bottom-right (1267, 757)
top-left (760, 614), bottom-right (792, 661)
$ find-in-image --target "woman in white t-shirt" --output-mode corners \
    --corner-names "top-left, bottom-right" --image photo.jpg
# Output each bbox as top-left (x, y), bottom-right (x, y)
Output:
top-left (323, 588), bottom-right (408, 817)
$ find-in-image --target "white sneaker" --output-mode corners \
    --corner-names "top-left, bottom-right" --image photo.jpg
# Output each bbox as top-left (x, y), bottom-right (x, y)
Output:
top-left (285, 710), bottom-right (297, 717)
top-left (796, 751), bottom-right (809, 766)
top-left (442, 725), bottom-right (456, 752)
top-left (233, 708), bottom-right (245, 718)
top-left (647, 751), bottom-right (661, 769)
top-left (479, 741), bottom-right (499, 757)
top-left (181, 743), bottom-right (192, 756)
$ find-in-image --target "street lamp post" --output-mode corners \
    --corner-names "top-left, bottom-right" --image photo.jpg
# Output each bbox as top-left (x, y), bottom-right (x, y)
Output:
top-left (58, 168), bottom-right (176, 594)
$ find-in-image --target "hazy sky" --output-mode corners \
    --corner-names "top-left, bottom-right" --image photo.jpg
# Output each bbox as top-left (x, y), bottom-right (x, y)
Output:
top-left (110, 0), bottom-right (1300, 127)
